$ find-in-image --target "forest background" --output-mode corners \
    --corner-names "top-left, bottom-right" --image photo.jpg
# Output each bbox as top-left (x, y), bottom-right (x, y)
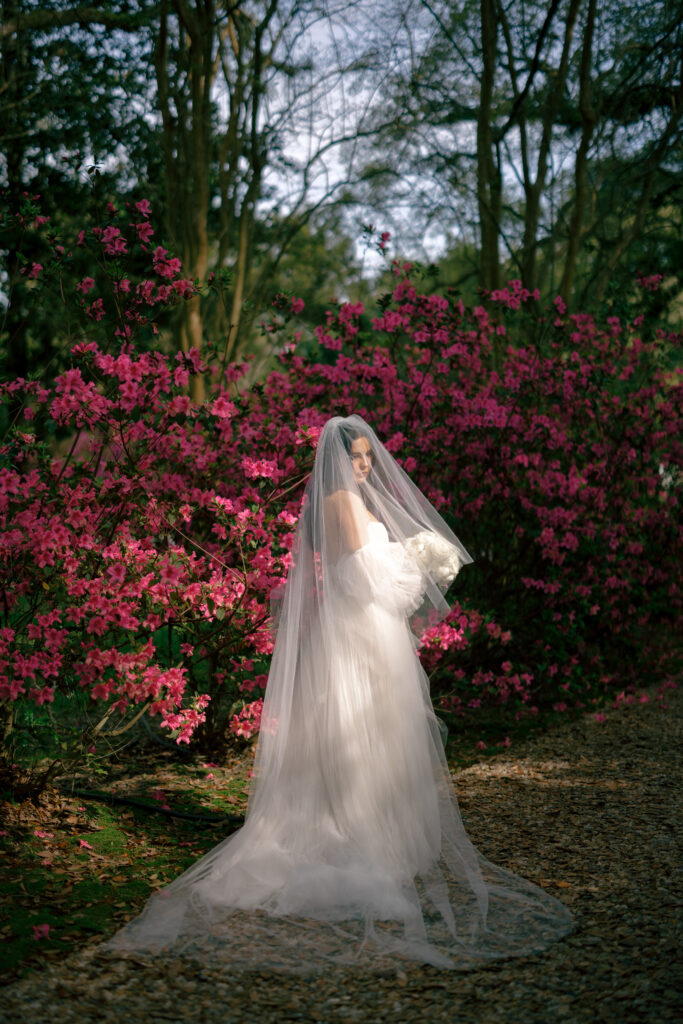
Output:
top-left (0, 0), bottom-right (681, 799)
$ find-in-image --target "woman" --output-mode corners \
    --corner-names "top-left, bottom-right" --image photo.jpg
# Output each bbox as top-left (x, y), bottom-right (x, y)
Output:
top-left (101, 414), bottom-right (573, 971)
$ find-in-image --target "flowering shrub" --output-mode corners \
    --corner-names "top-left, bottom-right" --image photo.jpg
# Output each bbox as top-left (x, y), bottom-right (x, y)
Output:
top-left (255, 269), bottom-right (682, 728)
top-left (0, 200), bottom-right (314, 785)
top-left (1, 198), bottom-right (681, 792)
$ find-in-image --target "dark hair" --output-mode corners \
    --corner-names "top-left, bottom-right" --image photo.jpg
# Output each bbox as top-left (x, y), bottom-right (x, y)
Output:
top-left (336, 425), bottom-right (382, 520)
top-left (338, 424), bottom-right (366, 456)
top-left (318, 425), bottom-right (373, 496)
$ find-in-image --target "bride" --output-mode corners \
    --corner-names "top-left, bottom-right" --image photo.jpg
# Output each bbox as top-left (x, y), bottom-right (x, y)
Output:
top-left (101, 414), bottom-right (573, 971)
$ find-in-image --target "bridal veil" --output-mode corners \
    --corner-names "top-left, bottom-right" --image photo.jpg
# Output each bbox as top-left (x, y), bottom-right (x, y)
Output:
top-left (101, 414), bottom-right (573, 971)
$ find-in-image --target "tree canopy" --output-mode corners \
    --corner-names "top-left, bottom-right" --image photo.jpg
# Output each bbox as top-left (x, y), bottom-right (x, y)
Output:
top-left (1, 0), bottom-right (681, 384)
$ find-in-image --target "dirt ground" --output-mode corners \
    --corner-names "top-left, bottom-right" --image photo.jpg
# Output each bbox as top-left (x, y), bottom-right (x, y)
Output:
top-left (1, 684), bottom-right (681, 1024)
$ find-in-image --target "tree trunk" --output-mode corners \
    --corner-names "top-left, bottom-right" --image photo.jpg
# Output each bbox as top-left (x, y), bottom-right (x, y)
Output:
top-left (559, 0), bottom-right (597, 306)
top-left (476, 0), bottom-right (500, 293)
top-left (153, 0), bottom-right (215, 401)
top-left (520, 0), bottom-right (581, 291)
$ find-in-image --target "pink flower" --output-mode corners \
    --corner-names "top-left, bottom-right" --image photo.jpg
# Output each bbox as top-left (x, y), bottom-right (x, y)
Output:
top-left (135, 199), bottom-right (152, 216)
top-left (33, 924), bottom-right (50, 940)
top-left (152, 246), bottom-right (182, 279)
top-left (28, 685), bottom-right (55, 705)
top-left (637, 273), bottom-right (663, 293)
top-left (160, 561), bottom-right (183, 586)
top-left (475, 740), bottom-right (487, 751)
top-left (211, 394), bottom-right (237, 420)
top-left (101, 226), bottom-right (127, 256)
top-left (593, 712), bottom-right (607, 723)
top-left (229, 698), bottom-right (264, 739)
top-left (241, 456), bottom-right (280, 481)
top-left (85, 298), bottom-right (105, 321)
top-left (76, 277), bottom-right (95, 294)
top-left (107, 562), bottom-right (126, 585)
top-left (291, 297), bottom-right (305, 315)
top-left (135, 221), bottom-right (154, 243)
top-left (172, 277), bottom-right (195, 297)
top-left (33, 829), bottom-right (54, 839)
top-left (168, 394), bottom-right (191, 416)
top-left (77, 839), bottom-right (93, 850)
top-left (27, 262), bottom-right (43, 279)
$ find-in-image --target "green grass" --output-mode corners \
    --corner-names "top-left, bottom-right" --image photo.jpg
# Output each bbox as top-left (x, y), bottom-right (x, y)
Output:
top-left (0, 752), bottom-right (251, 983)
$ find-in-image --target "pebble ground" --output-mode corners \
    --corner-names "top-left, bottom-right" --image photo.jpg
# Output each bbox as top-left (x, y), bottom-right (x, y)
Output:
top-left (1, 686), bottom-right (680, 1024)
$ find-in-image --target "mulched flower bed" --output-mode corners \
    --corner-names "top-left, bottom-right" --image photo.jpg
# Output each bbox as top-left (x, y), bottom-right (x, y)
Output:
top-left (1, 685), bottom-right (680, 1024)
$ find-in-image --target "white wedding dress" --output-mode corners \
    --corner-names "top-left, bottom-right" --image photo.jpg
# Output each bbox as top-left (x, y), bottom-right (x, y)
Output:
top-left (101, 520), bottom-right (573, 972)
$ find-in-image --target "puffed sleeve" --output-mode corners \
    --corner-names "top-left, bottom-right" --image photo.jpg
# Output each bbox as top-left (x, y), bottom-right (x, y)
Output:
top-left (334, 540), bottom-right (426, 615)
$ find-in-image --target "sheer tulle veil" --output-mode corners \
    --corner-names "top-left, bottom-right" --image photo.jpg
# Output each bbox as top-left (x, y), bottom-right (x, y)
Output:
top-left (101, 413), bottom-right (573, 971)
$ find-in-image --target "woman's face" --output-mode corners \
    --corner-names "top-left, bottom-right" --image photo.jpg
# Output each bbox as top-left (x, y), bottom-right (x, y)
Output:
top-left (349, 436), bottom-right (374, 484)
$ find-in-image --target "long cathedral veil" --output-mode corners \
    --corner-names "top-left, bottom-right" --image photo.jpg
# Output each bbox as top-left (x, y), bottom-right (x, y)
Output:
top-left (100, 414), bottom-right (573, 971)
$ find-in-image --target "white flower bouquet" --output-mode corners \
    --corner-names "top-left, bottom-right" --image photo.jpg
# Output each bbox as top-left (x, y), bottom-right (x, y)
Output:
top-left (404, 530), bottom-right (462, 593)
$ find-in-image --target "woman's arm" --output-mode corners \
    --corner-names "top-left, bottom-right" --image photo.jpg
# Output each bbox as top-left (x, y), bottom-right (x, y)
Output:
top-left (323, 489), bottom-right (369, 562)
top-left (325, 494), bottom-right (425, 614)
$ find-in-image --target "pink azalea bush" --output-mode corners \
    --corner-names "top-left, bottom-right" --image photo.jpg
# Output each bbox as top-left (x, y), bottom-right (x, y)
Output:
top-left (249, 269), bottom-right (681, 730)
top-left (0, 199), bottom-right (312, 777)
top-left (0, 342), bottom-right (312, 762)
top-left (1, 197), bottom-right (681, 788)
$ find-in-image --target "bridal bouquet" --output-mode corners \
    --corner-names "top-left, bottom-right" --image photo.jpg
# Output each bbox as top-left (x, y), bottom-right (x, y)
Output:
top-left (404, 530), bottom-right (462, 593)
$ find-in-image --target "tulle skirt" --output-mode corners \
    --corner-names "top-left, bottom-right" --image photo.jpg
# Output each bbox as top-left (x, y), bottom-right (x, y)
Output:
top-left (100, 597), bottom-right (573, 972)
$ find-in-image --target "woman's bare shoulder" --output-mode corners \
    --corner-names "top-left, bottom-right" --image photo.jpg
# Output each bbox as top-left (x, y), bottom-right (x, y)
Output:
top-left (324, 488), bottom-right (364, 510)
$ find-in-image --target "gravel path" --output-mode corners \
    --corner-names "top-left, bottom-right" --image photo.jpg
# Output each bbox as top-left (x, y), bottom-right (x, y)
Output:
top-left (1, 686), bottom-right (681, 1024)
